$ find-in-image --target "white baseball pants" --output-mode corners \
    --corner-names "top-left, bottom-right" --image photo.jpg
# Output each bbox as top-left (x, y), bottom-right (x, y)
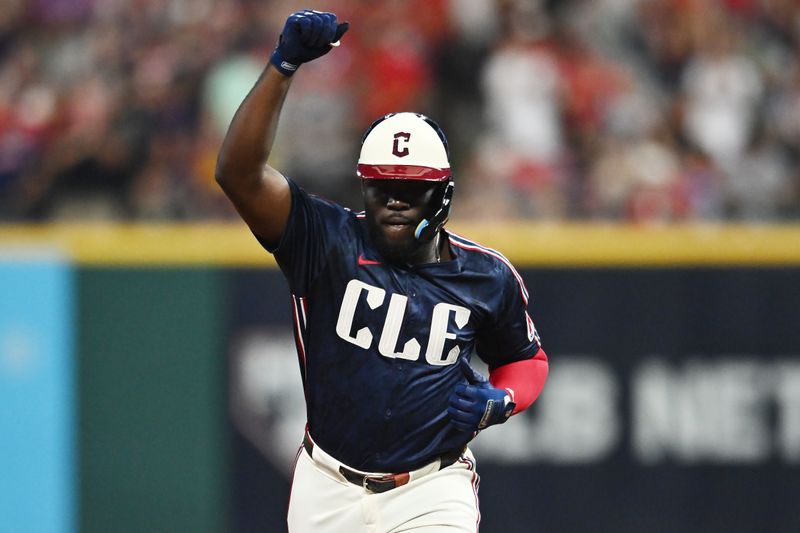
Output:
top-left (288, 440), bottom-right (481, 532)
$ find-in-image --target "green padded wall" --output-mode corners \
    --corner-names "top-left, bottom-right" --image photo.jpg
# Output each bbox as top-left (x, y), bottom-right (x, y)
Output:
top-left (78, 268), bottom-right (227, 533)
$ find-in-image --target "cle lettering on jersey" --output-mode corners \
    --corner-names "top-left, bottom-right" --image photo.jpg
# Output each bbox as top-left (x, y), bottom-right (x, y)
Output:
top-left (335, 279), bottom-right (470, 366)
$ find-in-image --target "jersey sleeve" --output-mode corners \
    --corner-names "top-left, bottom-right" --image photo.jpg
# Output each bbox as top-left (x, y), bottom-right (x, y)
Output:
top-left (475, 263), bottom-right (542, 369)
top-left (257, 177), bottom-right (349, 296)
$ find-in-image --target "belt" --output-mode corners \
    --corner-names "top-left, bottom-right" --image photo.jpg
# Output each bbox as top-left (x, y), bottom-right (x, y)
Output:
top-left (302, 433), bottom-right (464, 494)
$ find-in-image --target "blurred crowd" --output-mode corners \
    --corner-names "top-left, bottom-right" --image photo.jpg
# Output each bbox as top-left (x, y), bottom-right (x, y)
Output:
top-left (0, 0), bottom-right (799, 223)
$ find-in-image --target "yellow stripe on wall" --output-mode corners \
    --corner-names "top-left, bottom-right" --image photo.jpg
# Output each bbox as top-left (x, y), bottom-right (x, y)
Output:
top-left (0, 222), bottom-right (799, 267)
top-left (0, 223), bottom-right (275, 267)
top-left (453, 223), bottom-right (800, 267)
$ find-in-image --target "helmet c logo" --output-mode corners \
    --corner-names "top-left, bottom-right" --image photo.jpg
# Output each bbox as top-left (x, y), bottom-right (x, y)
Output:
top-left (392, 132), bottom-right (411, 157)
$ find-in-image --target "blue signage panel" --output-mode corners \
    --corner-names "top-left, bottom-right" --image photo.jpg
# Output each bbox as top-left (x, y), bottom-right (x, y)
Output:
top-left (0, 256), bottom-right (74, 533)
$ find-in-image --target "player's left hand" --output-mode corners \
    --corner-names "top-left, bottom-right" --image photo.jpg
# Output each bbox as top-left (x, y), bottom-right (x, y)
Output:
top-left (448, 358), bottom-right (516, 433)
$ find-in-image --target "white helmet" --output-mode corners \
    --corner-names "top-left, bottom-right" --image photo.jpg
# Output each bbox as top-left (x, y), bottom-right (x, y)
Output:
top-left (357, 112), bottom-right (451, 182)
top-left (357, 112), bottom-right (454, 241)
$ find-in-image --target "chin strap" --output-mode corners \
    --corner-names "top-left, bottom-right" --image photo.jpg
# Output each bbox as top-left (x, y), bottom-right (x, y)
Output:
top-left (414, 180), bottom-right (454, 242)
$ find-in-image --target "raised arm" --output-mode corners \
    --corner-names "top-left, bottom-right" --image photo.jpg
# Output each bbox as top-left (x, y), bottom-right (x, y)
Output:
top-left (215, 68), bottom-right (292, 245)
top-left (215, 10), bottom-right (349, 246)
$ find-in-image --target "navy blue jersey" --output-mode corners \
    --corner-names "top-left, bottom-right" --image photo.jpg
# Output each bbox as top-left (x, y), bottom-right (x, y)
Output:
top-left (265, 178), bottom-right (541, 472)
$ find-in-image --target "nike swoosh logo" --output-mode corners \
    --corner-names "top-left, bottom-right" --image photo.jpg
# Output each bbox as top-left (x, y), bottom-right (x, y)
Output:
top-left (358, 255), bottom-right (382, 266)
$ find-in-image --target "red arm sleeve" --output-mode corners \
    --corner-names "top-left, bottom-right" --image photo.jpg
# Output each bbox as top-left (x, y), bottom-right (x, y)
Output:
top-left (489, 349), bottom-right (548, 414)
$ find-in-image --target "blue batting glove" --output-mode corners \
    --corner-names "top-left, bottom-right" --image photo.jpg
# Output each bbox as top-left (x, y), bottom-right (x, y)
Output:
top-left (448, 358), bottom-right (516, 433)
top-left (270, 10), bottom-right (349, 76)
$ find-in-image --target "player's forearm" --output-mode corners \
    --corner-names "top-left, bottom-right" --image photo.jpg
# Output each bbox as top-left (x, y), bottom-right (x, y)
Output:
top-left (489, 349), bottom-right (549, 414)
top-left (215, 65), bottom-right (292, 190)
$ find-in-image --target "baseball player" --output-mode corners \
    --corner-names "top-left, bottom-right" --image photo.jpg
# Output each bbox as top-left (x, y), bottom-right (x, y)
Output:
top-left (216, 10), bottom-right (549, 532)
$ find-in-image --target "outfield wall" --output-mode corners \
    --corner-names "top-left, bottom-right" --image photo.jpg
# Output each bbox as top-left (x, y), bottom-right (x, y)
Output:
top-left (1, 224), bottom-right (799, 533)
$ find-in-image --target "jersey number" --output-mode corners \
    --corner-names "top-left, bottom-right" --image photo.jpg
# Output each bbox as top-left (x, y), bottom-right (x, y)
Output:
top-left (335, 279), bottom-right (470, 365)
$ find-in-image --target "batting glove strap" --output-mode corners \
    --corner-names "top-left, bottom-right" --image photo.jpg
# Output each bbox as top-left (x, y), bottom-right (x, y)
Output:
top-left (269, 48), bottom-right (300, 77)
top-left (448, 382), bottom-right (516, 433)
top-left (269, 10), bottom-right (349, 77)
top-left (478, 393), bottom-right (516, 429)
